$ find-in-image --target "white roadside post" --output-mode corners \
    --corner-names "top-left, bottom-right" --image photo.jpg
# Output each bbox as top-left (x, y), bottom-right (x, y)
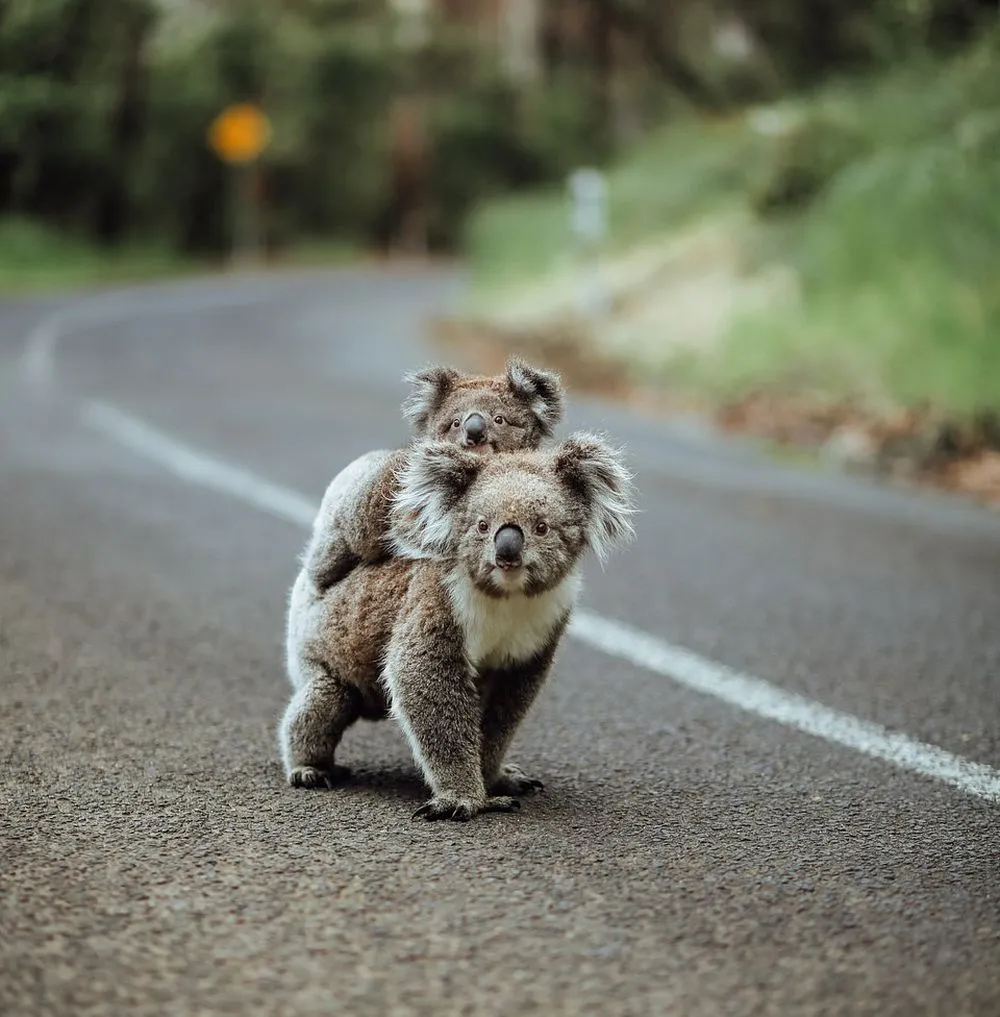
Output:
top-left (568, 167), bottom-right (610, 321)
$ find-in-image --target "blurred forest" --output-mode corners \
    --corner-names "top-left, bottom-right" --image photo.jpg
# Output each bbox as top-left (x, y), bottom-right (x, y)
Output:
top-left (0, 0), bottom-right (996, 260)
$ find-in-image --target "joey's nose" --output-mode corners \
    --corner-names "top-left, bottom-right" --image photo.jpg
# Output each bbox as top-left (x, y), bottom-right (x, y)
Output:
top-left (464, 413), bottom-right (488, 446)
top-left (494, 525), bottom-right (524, 568)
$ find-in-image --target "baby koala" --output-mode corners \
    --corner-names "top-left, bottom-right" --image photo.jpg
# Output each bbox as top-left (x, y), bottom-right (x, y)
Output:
top-left (302, 358), bottom-right (565, 593)
top-left (281, 431), bottom-right (636, 822)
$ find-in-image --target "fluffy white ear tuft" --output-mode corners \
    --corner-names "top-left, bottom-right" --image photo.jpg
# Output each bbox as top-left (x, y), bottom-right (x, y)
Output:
top-left (505, 357), bottom-right (565, 436)
top-left (389, 442), bottom-right (483, 558)
top-left (401, 365), bottom-right (463, 435)
top-left (553, 431), bottom-right (637, 565)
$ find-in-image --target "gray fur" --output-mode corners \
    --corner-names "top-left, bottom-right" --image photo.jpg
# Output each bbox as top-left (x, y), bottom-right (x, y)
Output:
top-left (280, 432), bottom-right (636, 822)
top-left (303, 358), bottom-right (565, 593)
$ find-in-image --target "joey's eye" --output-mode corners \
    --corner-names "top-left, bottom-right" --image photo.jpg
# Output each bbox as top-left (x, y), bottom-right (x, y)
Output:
top-left (535, 521), bottom-right (549, 536)
top-left (451, 418), bottom-right (461, 428)
top-left (494, 415), bottom-right (504, 425)
top-left (477, 519), bottom-right (490, 534)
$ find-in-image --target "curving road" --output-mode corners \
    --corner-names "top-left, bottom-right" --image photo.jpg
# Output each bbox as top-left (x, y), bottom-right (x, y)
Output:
top-left (1, 266), bottom-right (999, 1016)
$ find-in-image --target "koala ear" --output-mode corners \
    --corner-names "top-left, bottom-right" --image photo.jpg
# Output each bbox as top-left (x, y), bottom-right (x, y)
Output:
top-left (553, 431), bottom-right (636, 564)
top-left (401, 365), bottom-right (463, 434)
top-left (506, 357), bottom-right (565, 436)
top-left (389, 442), bottom-right (483, 558)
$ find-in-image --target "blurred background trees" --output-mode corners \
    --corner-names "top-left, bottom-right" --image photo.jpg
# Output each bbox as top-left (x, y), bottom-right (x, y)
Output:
top-left (0, 0), bottom-right (996, 260)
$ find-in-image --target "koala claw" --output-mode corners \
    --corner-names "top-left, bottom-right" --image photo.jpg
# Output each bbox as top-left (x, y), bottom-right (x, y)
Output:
top-left (490, 764), bottom-right (544, 797)
top-left (412, 794), bottom-right (522, 822)
top-left (484, 795), bottom-right (522, 814)
top-left (288, 764), bottom-right (351, 789)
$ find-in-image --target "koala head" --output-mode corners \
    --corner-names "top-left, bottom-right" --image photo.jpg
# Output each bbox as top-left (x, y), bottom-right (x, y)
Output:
top-left (400, 357), bottom-right (564, 453)
top-left (390, 431), bottom-right (636, 598)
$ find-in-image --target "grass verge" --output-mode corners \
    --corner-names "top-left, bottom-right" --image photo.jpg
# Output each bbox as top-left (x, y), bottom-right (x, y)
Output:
top-left (0, 217), bottom-right (361, 297)
top-left (0, 217), bottom-right (202, 296)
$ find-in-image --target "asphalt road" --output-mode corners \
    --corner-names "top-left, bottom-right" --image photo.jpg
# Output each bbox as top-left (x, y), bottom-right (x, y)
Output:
top-left (2, 266), bottom-right (999, 1017)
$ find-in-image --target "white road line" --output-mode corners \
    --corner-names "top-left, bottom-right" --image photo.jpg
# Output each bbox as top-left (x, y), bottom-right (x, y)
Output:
top-left (570, 612), bottom-right (1000, 803)
top-left (83, 397), bottom-right (1000, 805)
top-left (83, 401), bottom-right (318, 528)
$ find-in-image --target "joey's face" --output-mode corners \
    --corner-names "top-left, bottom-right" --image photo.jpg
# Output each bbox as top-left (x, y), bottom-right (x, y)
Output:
top-left (430, 387), bottom-right (541, 454)
top-left (456, 467), bottom-right (588, 598)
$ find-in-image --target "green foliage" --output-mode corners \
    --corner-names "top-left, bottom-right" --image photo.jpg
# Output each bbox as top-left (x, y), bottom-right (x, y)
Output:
top-left (0, 213), bottom-right (188, 292)
top-left (469, 23), bottom-right (1000, 418)
top-left (750, 115), bottom-right (871, 216)
top-left (720, 27), bottom-right (1000, 416)
top-left (209, 7), bottom-right (271, 101)
top-left (466, 120), bottom-right (757, 292)
top-left (295, 33), bottom-right (398, 237)
top-left (423, 66), bottom-right (608, 250)
top-left (0, 0), bottom-right (156, 230)
top-left (1, 0), bottom-right (996, 269)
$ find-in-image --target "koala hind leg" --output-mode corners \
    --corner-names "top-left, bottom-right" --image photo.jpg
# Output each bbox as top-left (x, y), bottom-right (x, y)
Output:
top-left (304, 526), bottom-right (360, 593)
top-left (279, 660), bottom-right (360, 789)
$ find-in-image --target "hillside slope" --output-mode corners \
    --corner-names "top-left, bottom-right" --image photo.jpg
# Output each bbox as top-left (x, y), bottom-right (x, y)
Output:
top-left (455, 29), bottom-right (1000, 502)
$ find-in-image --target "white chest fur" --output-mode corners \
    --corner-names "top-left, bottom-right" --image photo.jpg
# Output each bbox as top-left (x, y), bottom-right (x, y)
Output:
top-left (445, 569), bottom-right (582, 671)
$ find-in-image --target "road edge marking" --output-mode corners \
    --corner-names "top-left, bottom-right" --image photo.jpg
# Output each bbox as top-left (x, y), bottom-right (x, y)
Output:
top-left (82, 397), bottom-right (1000, 805)
top-left (569, 610), bottom-right (1000, 802)
top-left (83, 400), bottom-right (318, 528)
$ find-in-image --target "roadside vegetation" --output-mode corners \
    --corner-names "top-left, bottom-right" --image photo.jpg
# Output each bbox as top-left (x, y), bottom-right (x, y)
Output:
top-left (468, 26), bottom-right (1000, 415)
top-left (0, 0), bottom-right (606, 286)
top-left (0, 216), bottom-right (196, 294)
top-left (461, 23), bottom-right (1000, 501)
top-left (0, 216), bottom-right (356, 295)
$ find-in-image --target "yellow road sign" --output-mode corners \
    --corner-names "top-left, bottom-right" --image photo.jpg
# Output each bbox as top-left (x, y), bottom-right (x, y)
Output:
top-left (208, 103), bottom-right (272, 164)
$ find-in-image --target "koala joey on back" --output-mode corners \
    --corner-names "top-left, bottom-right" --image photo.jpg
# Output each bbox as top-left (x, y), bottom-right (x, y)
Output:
top-left (301, 358), bottom-right (565, 594)
top-left (280, 431), bottom-right (636, 822)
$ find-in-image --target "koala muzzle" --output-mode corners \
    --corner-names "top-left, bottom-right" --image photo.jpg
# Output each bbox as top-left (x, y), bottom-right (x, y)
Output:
top-left (463, 412), bottom-right (488, 446)
top-left (494, 525), bottom-right (524, 568)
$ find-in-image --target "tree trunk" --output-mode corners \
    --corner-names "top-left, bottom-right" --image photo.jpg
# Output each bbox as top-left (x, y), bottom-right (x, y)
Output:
top-left (96, 12), bottom-right (149, 244)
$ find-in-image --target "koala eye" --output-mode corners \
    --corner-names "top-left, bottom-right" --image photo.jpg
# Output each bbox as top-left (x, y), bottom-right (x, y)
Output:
top-left (534, 520), bottom-right (549, 536)
top-left (451, 418), bottom-right (461, 428)
top-left (477, 519), bottom-right (490, 534)
top-left (493, 415), bottom-right (505, 425)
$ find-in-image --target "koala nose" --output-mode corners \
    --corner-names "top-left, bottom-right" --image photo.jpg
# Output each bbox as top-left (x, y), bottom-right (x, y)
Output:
top-left (494, 525), bottom-right (524, 568)
top-left (463, 412), bottom-right (488, 446)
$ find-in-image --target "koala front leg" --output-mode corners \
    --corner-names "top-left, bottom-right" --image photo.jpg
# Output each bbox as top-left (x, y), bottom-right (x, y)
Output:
top-left (385, 612), bottom-right (520, 822)
top-left (480, 634), bottom-right (563, 798)
top-left (279, 659), bottom-right (361, 789)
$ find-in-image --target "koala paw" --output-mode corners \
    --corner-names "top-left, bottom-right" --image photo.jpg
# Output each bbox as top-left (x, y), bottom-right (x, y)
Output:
top-left (412, 793), bottom-right (521, 822)
top-left (490, 764), bottom-right (544, 797)
top-left (288, 764), bottom-right (351, 789)
top-left (308, 555), bottom-right (359, 594)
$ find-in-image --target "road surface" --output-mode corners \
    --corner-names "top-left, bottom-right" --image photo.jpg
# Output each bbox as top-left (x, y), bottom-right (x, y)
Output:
top-left (2, 267), bottom-right (998, 1017)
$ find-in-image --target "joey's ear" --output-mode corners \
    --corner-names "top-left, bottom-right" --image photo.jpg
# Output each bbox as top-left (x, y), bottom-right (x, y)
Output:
top-left (553, 431), bottom-right (636, 564)
top-left (401, 365), bottom-right (463, 434)
top-left (506, 357), bottom-right (565, 436)
top-left (389, 442), bottom-right (484, 558)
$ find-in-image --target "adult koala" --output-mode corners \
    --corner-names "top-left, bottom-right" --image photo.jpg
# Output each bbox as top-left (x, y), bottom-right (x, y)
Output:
top-left (280, 432), bottom-right (636, 822)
